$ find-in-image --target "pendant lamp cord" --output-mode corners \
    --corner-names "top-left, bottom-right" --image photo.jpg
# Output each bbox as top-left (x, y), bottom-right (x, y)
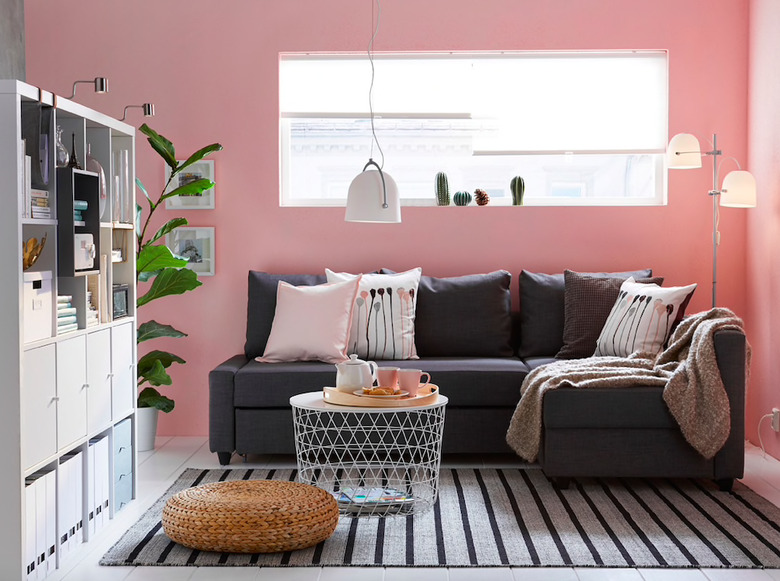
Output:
top-left (368, 0), bottom-right (384, 170)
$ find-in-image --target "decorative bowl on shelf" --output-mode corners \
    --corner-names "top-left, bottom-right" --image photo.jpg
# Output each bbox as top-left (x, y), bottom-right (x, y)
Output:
top-left (22, 233), bottom-right (47, 270)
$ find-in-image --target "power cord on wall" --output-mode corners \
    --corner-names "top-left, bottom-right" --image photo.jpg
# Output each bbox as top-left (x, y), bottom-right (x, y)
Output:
top-left (757, 413), bottom-right (774, 459)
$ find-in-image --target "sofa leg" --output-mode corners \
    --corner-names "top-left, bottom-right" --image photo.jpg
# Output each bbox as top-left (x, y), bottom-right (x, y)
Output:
top-left (551, 477), bottom-right (571, 490)
top-left (217, 452), bottom-right (232, 465)
top-left (715, 478), bottom-right (734, 492)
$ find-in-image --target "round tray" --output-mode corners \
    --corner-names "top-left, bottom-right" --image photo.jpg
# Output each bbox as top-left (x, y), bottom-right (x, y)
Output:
top-left (323, 384), bottom-right (439, 408)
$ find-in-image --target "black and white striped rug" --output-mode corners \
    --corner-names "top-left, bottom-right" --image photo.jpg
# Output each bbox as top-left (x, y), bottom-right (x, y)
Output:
top-left (101, 467), bottom-right (780, 568)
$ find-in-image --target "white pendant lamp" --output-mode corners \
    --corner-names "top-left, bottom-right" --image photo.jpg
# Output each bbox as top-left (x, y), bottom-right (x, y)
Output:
top-left (345, 0), bottom-right (401, 223)
top-left (345, 160), bottom-right (401, 223)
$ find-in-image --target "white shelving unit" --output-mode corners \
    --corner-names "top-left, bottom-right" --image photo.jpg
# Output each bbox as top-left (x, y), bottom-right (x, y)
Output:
top-left (0, 80), bottom-right (137, 581)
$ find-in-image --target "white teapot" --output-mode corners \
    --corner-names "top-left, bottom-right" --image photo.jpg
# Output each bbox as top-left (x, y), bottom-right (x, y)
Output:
top-left (335, 354), bottom-right (377, 393)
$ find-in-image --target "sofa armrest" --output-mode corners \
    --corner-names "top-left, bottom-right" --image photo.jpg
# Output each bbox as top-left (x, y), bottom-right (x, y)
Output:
top-left (713, 329), bottom-right (747, 480)
top-left (209, 354), bottom-right (250, 455)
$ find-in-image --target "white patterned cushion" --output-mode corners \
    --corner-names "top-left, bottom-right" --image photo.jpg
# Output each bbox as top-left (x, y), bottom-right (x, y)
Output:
top-left (326, 268), bottom-right (422, 360)
top-left (595, 277), bottom-right (697, 357)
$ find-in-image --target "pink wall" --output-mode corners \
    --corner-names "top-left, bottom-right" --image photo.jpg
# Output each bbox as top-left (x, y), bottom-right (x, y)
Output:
top-left (23, 0), bottom-right (757, 443)
top-left (747, 0), bottom-right (780, 459)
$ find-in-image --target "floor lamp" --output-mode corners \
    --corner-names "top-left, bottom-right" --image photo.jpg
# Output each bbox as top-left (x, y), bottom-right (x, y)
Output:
top-left (667, 133), bottom-right (756, 308)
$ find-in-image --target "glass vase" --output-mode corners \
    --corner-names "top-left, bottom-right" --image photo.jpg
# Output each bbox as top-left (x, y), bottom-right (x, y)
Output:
top-left (86, 144), bottom-right (108, 220)
top-left (55, 126), bottom-right (69, 168)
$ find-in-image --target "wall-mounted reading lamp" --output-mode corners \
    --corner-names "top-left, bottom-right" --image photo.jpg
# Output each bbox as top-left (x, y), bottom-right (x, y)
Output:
top-left (69, 77), bottom-right (108, 99)
top-left (120, 103), bottom-right (156, 121)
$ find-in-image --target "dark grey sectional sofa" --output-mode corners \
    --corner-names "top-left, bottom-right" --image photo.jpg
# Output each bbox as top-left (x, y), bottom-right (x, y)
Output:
top-left (208, 269), bottom-right (746, 489)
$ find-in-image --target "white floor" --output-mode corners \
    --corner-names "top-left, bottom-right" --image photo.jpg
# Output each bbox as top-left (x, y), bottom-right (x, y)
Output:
top-left (47, 438), bottom-right (780, 581)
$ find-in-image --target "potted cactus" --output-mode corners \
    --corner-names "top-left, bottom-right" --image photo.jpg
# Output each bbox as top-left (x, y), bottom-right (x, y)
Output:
top-left (510, 176), bottom-right (525, 206)
top-left (453, 190), bottom-right (472, 206)
top-left (435, 172), bottom-right (450, 206)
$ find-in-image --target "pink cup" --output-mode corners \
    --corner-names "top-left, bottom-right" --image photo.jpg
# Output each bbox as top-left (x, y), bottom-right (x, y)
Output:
top-left (376, 367), bottom-right (400, 389)
top-left (398, 369), bottom-right (431, 397)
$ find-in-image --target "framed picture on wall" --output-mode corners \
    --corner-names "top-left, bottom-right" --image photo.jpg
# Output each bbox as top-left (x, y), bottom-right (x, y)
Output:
top-left (164, 160), bottom-right (215, 209)
top-left (166, 227), bottom-right (215, 276)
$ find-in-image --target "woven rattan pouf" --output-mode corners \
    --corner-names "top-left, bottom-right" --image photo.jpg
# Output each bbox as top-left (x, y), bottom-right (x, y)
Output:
top-left (162, 480), bottom-right (339, 553)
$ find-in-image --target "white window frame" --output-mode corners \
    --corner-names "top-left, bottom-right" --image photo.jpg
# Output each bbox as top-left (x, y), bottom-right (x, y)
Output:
top-left (280, 51), bottom-right (669, 207)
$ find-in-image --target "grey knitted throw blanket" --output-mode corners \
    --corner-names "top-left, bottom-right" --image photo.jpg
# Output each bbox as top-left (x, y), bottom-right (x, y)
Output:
top-left (506, 308), bottom-right (749, 463)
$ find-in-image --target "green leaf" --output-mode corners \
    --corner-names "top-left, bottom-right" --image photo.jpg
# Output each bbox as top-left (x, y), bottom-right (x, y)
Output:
top-left (138, 349), bottom-right (186, 373)
top-left (139, 123), bottom-right (177, 169)
top-left (135, 177), bottom-right (152, 207)
top-left (138, 269), bottom-right (159, 283)
top-left (137, 245), bottom-right (188, 274)
top-left (137, 358), bottom-right (172, 387)
top-left (136, 202), bottom-right (143, 240)
top-left (147, 218), bottom-right (189, 247)
top-left (176, 143), bottom-right (223, 174)
top-left (137, 268), bottom-right (202, 307)
top-left (138, 387), bottom-right (175, 413)
top-left (160, 178), bottom-right (214, 203)
top-left (137, 320), bottom-right (188, 344)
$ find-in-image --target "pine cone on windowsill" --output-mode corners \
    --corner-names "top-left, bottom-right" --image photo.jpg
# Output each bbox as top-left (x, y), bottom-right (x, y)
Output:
top-left (474, 188), bottom-right (490, 206)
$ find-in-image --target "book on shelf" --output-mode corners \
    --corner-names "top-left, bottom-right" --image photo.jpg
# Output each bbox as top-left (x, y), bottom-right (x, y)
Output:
top-left (22, 153), bottom-right (31, 219)
top-left (73, 200), bottom-right (88, 211)
top-left (31, 198), bottom-right (50, 208)
top-left (30, 188), bottom-right (49, 198)
top-left (57, 295), bottom-right (72, 304)
top-left (57, 306), bottom-right (77, 316)
top-left (57, 323), bottom-right (78, 334)
top-left (56, 315), bottom-right (78, 325)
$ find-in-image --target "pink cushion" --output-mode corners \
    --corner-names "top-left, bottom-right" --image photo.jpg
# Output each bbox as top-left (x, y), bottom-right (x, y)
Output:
top-left (256, 278), bottom-right (361, 364)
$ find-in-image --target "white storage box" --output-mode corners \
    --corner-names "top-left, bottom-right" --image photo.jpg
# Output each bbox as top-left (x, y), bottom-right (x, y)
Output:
top-left (23, 270), bottom-right (53, 343)
top-left (75, 233), bottom-right (96, 270)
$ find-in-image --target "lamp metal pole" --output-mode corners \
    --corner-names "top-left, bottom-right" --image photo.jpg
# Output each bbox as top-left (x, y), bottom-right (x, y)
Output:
top-left (708, 133), bottom-right (721, 309)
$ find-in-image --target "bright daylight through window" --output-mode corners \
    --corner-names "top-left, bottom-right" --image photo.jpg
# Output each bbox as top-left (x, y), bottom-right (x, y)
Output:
top-left (279, 51), bottom-right (668, 207)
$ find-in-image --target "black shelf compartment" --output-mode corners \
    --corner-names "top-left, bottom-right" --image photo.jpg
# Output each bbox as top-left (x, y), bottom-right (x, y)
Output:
top-left (57, 167), bottom-right (101, 276)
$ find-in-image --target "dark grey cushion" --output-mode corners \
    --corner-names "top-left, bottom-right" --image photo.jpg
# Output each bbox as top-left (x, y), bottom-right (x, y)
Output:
top-left (517, 268), bottom-right (652, 358)
top-left (234, 357), bottom-right (530, 409)
top-left (413, 270), bottom-right (513, 357)
top-left (556, 271), bottom-right (663, 359)
top-left (543, 386), bottom-right (677, 429)
top-left (244, 272), bottom-right (326, 359)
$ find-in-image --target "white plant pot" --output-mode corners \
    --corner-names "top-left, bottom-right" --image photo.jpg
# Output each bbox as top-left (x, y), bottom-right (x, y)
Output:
top-left (136, 406), bottom-right (159, 452)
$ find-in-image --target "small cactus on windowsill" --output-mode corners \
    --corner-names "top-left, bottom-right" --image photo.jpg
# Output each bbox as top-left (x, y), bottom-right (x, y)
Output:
top-left (435, 172), bottom-right (450, 206)
top-left (510, 176), bottom-right (525, 206)
top-left (453, 190), bottom-right (472, 206)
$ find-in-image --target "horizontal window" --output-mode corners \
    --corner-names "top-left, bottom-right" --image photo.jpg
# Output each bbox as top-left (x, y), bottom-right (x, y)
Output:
top-left (280, 51), bottom-right (669, 207)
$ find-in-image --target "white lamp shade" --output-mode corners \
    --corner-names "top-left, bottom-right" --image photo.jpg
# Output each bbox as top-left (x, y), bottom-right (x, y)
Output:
top-left (667, 133), bottom-right (702, 169)
top-left (345, 168), bottom-right (401, 223)
top-left (720, 170), bottom-right (756, 208)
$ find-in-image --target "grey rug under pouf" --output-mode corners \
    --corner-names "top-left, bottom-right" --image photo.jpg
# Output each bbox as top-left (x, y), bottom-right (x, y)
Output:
top-left (101, 467), bottom-right (780, 568)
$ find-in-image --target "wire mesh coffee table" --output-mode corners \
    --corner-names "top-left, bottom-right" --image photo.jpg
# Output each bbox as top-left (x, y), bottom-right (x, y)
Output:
top-left (290, 391), bottom-right (447, 517)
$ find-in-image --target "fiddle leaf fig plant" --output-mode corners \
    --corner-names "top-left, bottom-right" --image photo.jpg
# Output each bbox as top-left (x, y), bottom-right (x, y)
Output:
top-left (135, 123), bottom-right (222, 413)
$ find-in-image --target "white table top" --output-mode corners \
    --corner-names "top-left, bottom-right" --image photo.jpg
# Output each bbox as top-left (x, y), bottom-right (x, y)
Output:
top-left (290, 391), bottom-right (448, 412)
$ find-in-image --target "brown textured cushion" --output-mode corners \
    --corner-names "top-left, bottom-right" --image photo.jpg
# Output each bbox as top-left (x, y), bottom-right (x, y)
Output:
top-left (556, 270), bottom-right (663, 359)
top-left (517, 268), bottom-right (653, 358)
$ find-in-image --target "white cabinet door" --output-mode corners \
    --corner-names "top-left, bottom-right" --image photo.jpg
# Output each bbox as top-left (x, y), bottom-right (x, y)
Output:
top-left (111, 322), bottom-right (135, 419)
top-left (87, 329), bottom-right (112, 434)
top-left (21, 344), bottom-right (57, 470)
top-left (57, 335), bottom-right (88, 450)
